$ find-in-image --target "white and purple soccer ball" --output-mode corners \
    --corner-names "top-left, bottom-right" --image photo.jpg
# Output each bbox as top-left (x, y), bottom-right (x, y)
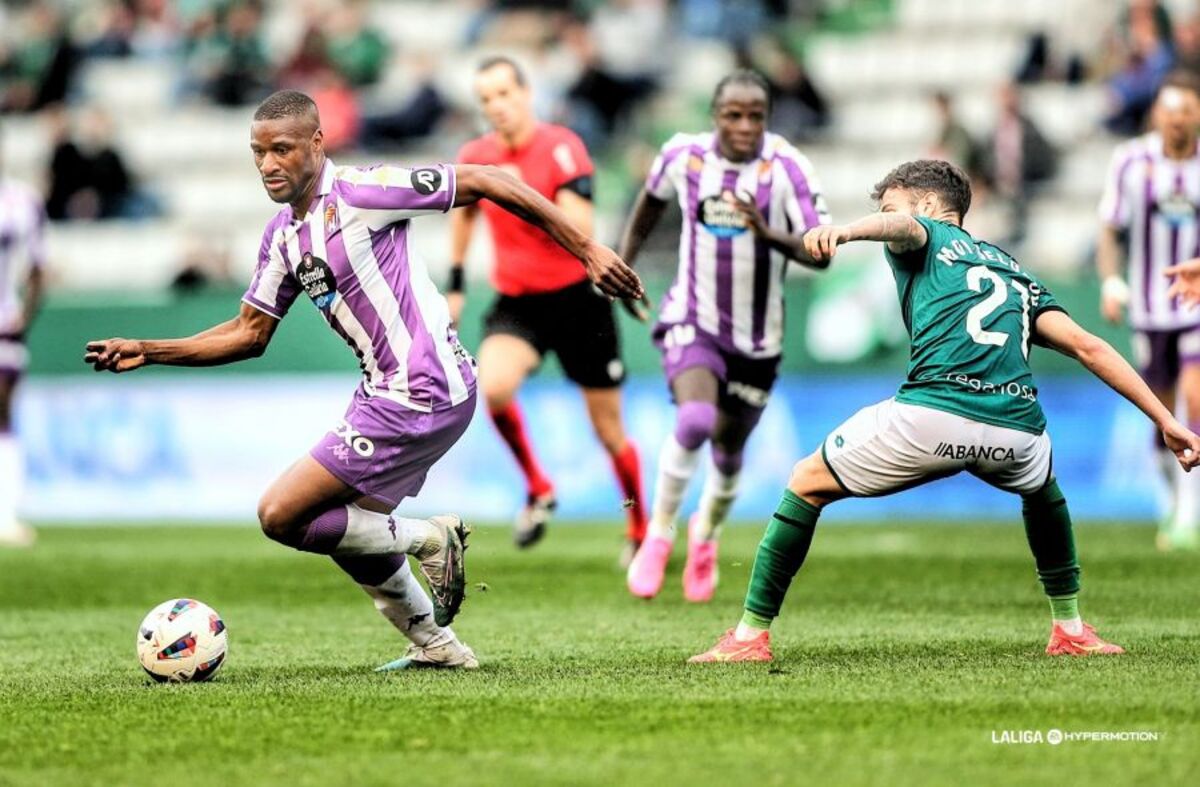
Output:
top-left (136, 599), bottom-right (228, 683)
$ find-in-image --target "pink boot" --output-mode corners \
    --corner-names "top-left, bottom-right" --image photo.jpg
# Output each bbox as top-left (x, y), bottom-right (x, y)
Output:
top-left (683, 515), bottom-right (718, 603)
top-left (626, 535), bottom-right (672, 599)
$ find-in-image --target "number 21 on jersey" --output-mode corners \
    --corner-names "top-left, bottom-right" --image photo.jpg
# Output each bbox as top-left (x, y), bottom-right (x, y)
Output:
top-left (965, 266), bottom-right (1031, 359)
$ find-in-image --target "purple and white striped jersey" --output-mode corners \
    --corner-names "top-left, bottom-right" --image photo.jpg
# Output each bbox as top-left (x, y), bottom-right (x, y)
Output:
top-left (645, 130), bottom-right (830, 358)
top-left (1099, 132), bottom-right (1200, 331)
top-left (243, 160), bottom-right (475, 412)
top-left (0, 179), bottom-right (46, 338)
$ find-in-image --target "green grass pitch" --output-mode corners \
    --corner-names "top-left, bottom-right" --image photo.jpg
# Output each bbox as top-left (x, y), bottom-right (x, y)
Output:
top-left (1, 522), bottom-right (1197, 786)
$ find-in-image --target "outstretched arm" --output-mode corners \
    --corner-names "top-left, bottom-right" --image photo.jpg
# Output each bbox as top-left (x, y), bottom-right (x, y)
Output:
top-left (802, 212), bottom-right (929, 264)
top-left (1165, 257), bottom-right (1200, 306)
top-left (615, 188), bottom-right (668, 321)
top-left (445, 203), bottom-right (478, 325)
top-left (453, 164), bottom-right (643, 299)
top-left (723, 192), bottom-right (827, 270)
top-left (1035, 309), bottom-right (1200, 469)
top-left (1096, 225), bottom-right (1128, 324)
top-left (84, 303), bottom-right (279, 373)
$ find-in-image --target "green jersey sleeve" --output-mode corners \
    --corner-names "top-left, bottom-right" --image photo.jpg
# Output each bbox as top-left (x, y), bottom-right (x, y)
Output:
top-left (882, 216), bottom-right (958, 271)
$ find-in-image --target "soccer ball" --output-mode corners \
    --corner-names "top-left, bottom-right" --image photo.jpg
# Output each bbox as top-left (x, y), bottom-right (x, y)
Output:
top-left (136, 598), bottom-right (228, 683)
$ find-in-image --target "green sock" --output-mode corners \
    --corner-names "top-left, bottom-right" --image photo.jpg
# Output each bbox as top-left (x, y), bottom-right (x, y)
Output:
top-left (742, 489), bottom-right (821, 629)
top-left (1021, 480), bottom-right (1082, 609)
top-left (1049, 594), bottom-right (1079, 621)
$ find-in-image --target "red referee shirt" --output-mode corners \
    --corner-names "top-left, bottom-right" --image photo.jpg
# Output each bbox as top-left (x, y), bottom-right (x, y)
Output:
top-left (458, 123), bottom-right (594, 296)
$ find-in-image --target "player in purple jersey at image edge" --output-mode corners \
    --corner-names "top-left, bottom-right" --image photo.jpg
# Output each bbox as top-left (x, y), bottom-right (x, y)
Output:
top-left (83, 90), bottom-right (642, 671)
top-left (0, 130), bottom-right (47, 549)
top-left (618, 70), bottom-right (832, 602)
top-left (1097, 70), bottom-right (1200, 551)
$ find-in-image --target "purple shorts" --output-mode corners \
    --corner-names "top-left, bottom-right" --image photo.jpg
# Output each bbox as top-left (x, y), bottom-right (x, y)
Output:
top-left (310, 386), bottom-right (476, 507)
top-left (655, 324), bottom-right (780, 412)
top-left (1133, 326), bottom-right (1200, 391)
top-left (0, 336), bottom-right (27, 382)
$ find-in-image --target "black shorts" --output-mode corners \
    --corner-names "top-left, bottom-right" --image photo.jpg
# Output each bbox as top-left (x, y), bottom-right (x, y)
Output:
top-left (483, 280), bottom-right (625, 388)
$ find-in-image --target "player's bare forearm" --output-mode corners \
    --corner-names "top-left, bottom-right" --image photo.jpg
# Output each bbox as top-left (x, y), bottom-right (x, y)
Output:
top-left (454, 164), bottom-right (591, 259)
top-left (760, 228), bottom-right (826, 270)
top-left (556, 189), bottom-right (594, 238)
top-left (1096, 225), bottom-right (1124, 280)
top-left (85, 304), bottom-right (278, 373)
top-left (19, 267), bottom-right (44, 334)
top-left (618, 190), bottom-right (668, 267)
top-left (843, 213), bottom-right (928, 251)
top-left (1036, 311), bottom-right (1173, 428)
top-left (448, 202), bottom-right (478, 267)
top-left (453, 164), bottom-right (643, 298)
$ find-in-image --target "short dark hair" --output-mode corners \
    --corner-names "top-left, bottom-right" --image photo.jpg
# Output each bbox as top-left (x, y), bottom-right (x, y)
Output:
top-left (253, 90), bottom-right (319, 122)
top-left (1158, 70), bottom-right (1200, 99)
top-left (477, 55), bottom-right (526, 87)
top-left (711, 69), bottom-right (771, 112)
top-left (871, 159), bottom-right (972, 219)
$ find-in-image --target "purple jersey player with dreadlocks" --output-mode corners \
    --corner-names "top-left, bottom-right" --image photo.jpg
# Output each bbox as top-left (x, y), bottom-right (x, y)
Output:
top-left (85, 90), bottom-right (642, 671)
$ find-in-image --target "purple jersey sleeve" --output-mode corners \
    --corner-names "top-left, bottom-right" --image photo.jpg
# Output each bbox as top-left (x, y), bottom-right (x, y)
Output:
top-left (779, 149), bottom-right (831, 231)
top-left (1098, 145), bottom-right (1134, 229)
top-left (333, 163), bottom-right (456, 227)
top-left (242, 214), bottom-right (300, 320)
top-left (645, 137), bottom-right (688, 201)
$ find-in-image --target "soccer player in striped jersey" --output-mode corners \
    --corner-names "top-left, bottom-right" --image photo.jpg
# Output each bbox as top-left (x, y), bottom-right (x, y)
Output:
top-left (619, 70), bottom-right (831, 602)
top-left (84, 91), bottom-right (642, 670)
top-left (1097, 71), bottom-right (1200, 551)
top-left (0, 144), bottom-right (46, 549)
top-left (450, 57), bottom-right (647, 556)
top-left (691, 160), bottom-right (1200, 663)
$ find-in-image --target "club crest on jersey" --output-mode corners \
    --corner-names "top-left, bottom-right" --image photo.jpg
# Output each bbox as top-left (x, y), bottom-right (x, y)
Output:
top-left (298, 252), bottom-right (337, 310)
top-left (1156, 188), bottom-right (1197, 227)
top-left (698, 195), bottom-right (748, 238)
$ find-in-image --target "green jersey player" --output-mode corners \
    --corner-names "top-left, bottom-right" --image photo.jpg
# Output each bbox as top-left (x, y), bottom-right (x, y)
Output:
top-left (690, 160), bottom-right (1200, 662)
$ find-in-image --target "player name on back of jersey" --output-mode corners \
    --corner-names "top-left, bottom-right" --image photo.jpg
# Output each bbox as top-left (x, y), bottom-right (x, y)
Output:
top-left (934, 237), bottom-right (1015, 268)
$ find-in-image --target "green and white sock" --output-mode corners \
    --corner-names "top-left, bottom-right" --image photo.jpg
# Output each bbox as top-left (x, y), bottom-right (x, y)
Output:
top-left (1021, 481), bottom-right (1084, 635)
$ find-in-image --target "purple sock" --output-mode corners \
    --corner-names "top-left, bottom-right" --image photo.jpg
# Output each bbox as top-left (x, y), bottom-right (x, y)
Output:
top-left (332, 554), bottom-right (407, 586)
top-left (712, 445), bottom-right (744, 476)
top-left (674, 401), bottom-right (717, 450)
top-left (297, 507), bottom-right (350, 553)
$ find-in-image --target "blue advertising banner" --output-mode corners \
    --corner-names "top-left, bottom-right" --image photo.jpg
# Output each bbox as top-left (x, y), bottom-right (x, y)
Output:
top-left (14, 374), bottom-right (1164, 524)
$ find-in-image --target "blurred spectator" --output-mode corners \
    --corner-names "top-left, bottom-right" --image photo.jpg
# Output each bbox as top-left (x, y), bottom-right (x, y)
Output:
top-left (560, 19), bottom-right (656, 150)
top-left (1105, 1), bottom-right (1175, 134)
top-left (0, 2), bottom-right (80, 113)
top-left (85, 1), bottom-right (137, 58)
top-left (171, 230), bottom-right (233, 292)
top-left (325, 2), bottom-right (390, 89)
top-left (44, 108), bottom-right (160, 221)
top-left (181, 1), bottom-right (269, 107)
top-left (929, 91), bottom-right (981, 177)
top-left (680, 0), bottom-right (770, 47)
top-left (748, 38), bottom-right (829, 142)
top-left (1175, 14), bottom-right (1200, 75)
top-left (359, 54), bottom-right (447, 150)
top-left (983, 84), bottom-right (1058, 245)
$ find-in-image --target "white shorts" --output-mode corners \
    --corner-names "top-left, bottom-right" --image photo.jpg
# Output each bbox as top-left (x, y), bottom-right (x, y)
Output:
top-left (822, 398), bottom-right (1053, 497)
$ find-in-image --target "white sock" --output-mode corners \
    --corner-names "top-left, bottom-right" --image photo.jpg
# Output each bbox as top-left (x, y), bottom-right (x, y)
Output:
top-left (695, 460), bottom-right (739, 542)
top-left (334, 505), bottom-right (439, 557)
top-left (359, 557), bottom-right (453, 648)
top-left (734, 621), bottom-right (766, 641)
top-left (0, 434), bottom-right (21, 533)
top-left (1173, 458), bottom-right (1198, 533)
top-left (1054, 617), bottom-right (1084, 636)
top-left (648, 434), bottom-right (701, 541)
top-left (1158, 448), bottom-right (1178, 524)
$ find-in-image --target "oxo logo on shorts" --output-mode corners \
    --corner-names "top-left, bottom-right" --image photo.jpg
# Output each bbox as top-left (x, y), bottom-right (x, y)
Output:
top-left (332, 419), bottom-right (376, 458)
